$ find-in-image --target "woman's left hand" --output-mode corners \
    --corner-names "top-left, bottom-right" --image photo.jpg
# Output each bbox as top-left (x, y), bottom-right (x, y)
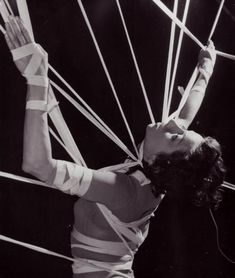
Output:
top-left (198, 40), bottom-right (216, 81)
top-left (198, 40), bottom-right (216, 68)
top-left (5, 16), bottom-right (48, 77)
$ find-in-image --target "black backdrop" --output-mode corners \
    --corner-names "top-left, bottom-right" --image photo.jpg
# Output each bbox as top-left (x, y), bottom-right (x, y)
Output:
top-left (0, 0), bottom-right (235, 277)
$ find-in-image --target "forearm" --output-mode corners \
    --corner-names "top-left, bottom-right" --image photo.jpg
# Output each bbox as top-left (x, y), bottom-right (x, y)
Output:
top-left (4, 17), bottom-right (55, 181)
top-left (22, 85), bottom-right (55, 181)
top-left (178, 73), bottom-right (207, 129)
top-left (176, 41), bottom-right (216, 129)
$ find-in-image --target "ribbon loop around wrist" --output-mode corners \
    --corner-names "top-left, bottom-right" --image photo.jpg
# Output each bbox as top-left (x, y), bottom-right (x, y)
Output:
top-left (11, 43), bottom-right (48, 87)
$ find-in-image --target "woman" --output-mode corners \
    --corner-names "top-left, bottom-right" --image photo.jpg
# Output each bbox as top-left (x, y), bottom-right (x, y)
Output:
top-left (5, 16), bottom-right (225, 278)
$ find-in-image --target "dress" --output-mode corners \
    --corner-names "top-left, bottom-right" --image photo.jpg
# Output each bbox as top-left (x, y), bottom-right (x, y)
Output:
top-left (51, 160), bottom-right (164, 277)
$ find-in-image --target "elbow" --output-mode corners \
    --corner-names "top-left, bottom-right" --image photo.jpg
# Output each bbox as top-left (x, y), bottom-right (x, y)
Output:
top-left (22, 159), bottom-right (37, 176)
top-left (22, 158), bottom-right (54, 182)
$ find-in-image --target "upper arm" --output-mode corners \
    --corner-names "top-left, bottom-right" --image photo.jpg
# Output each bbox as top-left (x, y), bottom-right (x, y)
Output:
top-left (85, 170), bottom-right (137, 209)
top-left (49, 160), bottom-right (137, 210)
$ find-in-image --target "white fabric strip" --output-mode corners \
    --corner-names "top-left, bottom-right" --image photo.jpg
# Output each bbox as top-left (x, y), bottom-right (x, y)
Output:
top-left (67, 164), bottom-right (92, 196)
top-left (71, 228), bottom-right (132, 256)
top-left (15, 0), bottom-right (86, 166)
top-left (2, 0), bottom-right (235, 271)
top-left (177, 86), bottom-right (184, 96)
top-left (48, 87), bottom-right (87, 167)
top-left (0, 234), bottom-right (75, 262)
top-left (50, 80), bottom-right (138, 161)
top-left (4, 0), bottom-right (14, 16)
top-left (72, 259), bottom-right (103, 274)
top-left (49, 128), bottom-right (82, 166)
top-left (216, 50), bottom-right (235, 61)
top-left (11, 43), bottom-right (36, 60)
top-left (16, 0), bottom-right (34, 40)
top-left (168, 0), bottom-right (225, 121)
top-left (166, 0), bottom-right (190, 118)
top-left (96, 202), bottom-right (159, 254)
top-left (208, 0), bottom-right (225, 41)
top-left (0, 170), bottom-right (50, 188)
top-left (47, 98), bottom-right (59, 113)
top-left (97, 204), bottom-right (134, 256)
top-left (49, 66), bottom-right (131, 156)
top-left (162, 0), bottom-right (178, 122)
top-left (0, 23), bottom-right (5, 34)
top-left (152, 0), bottom-right (235, 61)
top-left (26, 100), bottom-right (47, 111)
top-left (0, 0), bottom-right (10, 23)
top-left (71, 243), bottom-right (128, 257)
top-left (24, 75), bottom-right (49, 87)
top-left (53, 160), bottom-right (66, 185)
top-left (0, 233), bottom-right (131, 278)
top-left (56, 164), bottom-right (79, 193)
top-left (76, 0), bottom-right (139, 158)
top-left (24, 51), bottom-right (41, 74)
top-left (170, 66), bottom-right (199, 120)
top-left (152, 0), bottom-right (204, 49)
top-left (99, 206), bottom-right (144, 246)
top-left (52, 160), bottom-right (92, 196)
top-left (48, 66), bottom-right (141, 167)
top-left (26, 99), bottom-right (59, 112)
top-left (72, 257), bottom-right (132, 277)
top-left (99, 161), bottom-right (142, 172)
top-left (222, 181), bottom-right (235, 191)
top-left (11, 43), bottom-right (48, 87)
top-left (8, 3), bottom-right (47, 88)
top-left (3, 170), bottom-right (232, 192)
top-left (198, 59), bottom-right (214, 84)
top-left (115, 0), bottom-right (155, 125)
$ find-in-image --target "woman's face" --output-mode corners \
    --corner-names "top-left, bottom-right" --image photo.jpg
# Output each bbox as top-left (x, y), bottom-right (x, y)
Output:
top-left (143, 120), bottom-right (204, 163)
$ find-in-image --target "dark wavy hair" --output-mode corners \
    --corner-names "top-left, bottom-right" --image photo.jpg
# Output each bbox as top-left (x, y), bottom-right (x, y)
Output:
top-left (142, 136), bottom-right (226, 210)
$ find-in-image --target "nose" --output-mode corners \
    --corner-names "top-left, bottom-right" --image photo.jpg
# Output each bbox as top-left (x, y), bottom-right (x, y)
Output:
top-left (147, 122), bottom-right (161, 131)
top-left (163, 119), bottom-right (184, 134)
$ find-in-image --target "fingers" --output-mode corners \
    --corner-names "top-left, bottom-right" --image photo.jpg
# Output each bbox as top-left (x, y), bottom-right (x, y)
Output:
top-left (5, 21), bottom-right (20, 49)
top-left (207, 40), bottom-right (215, 49)
top-left (198, 40), bottom-right (216, 67)
top-left (4, 16), bottom-right (32, 50)
top-left (16, 17), bottom-right (32, 44)
top-left (4, 32), bottom-right (14, 50)
top-left (9, 16), bottom-right (27, 46)
top-left (206, 41), bottom-right (216, 65)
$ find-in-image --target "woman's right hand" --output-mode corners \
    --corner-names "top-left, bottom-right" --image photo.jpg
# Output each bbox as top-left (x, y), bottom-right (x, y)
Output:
top-left (198, 40), bottom-right (216, 67)
top-left (5, 16), bottom-right (48, 77)
top-left (198, 40), bottom-right (216, 82)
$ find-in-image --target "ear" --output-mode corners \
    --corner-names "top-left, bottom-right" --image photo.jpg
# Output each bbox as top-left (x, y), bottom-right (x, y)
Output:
top-left (145, 154), bottom-right (157, 166)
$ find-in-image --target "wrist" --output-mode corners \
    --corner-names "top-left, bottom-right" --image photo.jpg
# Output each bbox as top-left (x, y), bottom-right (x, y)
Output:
top-left (24, 75), bottom-right (49, 88)
top-left (198, 58), bottom-right (213, 84)
top-left (27, 84), bottom-right (48, 101)
top-left (26, 86), bottom-right (59, 113)
top-left (11, 43), bottom-right (49, 88)
top-left (191, 74), bottom-right (207, 94)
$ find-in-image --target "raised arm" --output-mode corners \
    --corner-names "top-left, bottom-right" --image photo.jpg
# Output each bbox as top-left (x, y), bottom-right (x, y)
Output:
top-left (4, 16), bottom-right (138, 211)
top-left (5, 16), bottom-right (55, 182)
top-left (176, 41), bottom-right (216, 129)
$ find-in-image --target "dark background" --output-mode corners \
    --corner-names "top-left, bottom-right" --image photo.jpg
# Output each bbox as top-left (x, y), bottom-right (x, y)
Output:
top-left (0, 0), bottom-right (235, 277)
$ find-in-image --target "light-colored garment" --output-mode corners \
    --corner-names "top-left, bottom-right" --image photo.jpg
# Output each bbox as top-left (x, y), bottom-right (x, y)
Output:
top-left (71, 175), bottom-right (164, 276)
top-left (72, 250), bottom-right (134, 277)
top-left (51, 160), bottom-right (164, 277)
top-left (71, 202), bottom-right (154, 276)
